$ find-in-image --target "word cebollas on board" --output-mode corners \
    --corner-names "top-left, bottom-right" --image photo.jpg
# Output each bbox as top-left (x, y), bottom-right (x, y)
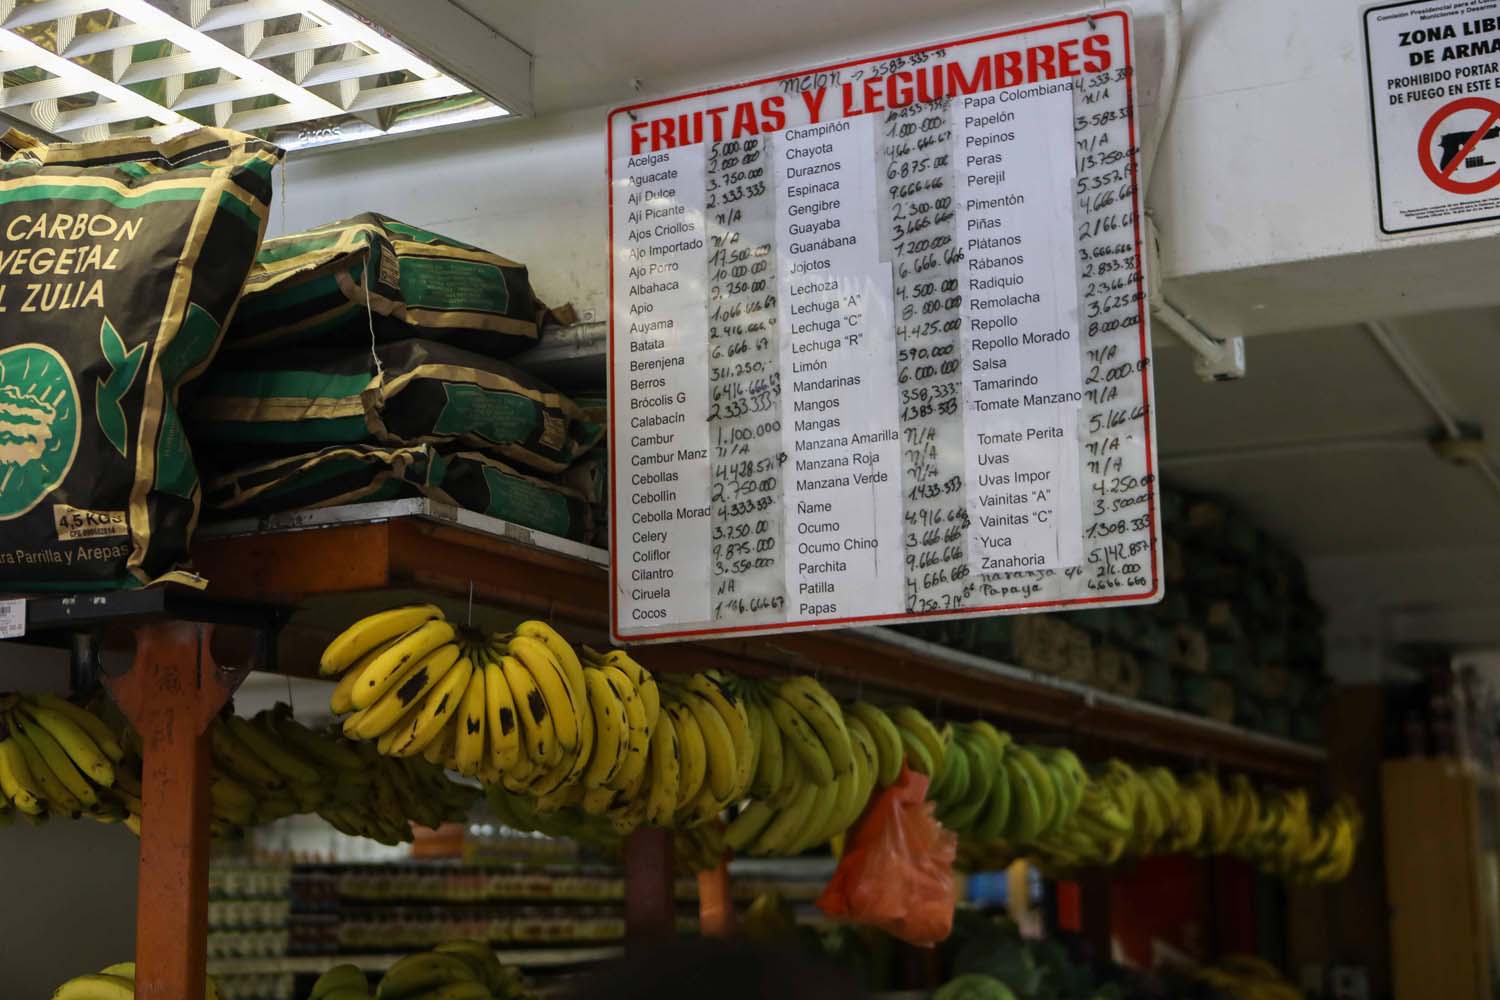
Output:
top-left (607, 9), bottom-right (1160, 643)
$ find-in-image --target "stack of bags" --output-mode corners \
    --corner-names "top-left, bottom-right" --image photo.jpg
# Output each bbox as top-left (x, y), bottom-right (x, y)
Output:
top-left (188, 214), bottom-right (602, 543)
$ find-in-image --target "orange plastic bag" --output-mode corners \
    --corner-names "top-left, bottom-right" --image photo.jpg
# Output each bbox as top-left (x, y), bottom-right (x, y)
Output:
top-left (816, 766), bottom-right (959, 946)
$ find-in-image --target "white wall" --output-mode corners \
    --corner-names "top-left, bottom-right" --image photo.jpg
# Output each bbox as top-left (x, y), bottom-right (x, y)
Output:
top-left (274, 108), bottom-right (608, 320)
top-left (0, 645), bottom-right (137, 996)
top-left (0, 819), bottom-right (139, 995)
top-left (272, 0), bottom-right (1500, 337)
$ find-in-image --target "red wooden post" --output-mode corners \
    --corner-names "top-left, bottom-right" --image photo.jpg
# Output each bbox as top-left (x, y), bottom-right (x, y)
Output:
top-left (697, 858), bottom-right (737, 937)
top-left (623, 826), bottom-right (677, 950)
top-left (105, 623), bottom-right (240, 1000)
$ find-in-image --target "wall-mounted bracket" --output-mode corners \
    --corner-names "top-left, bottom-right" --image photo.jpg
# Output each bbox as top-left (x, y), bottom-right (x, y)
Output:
top-left (1146, 218), bottom-right (1247, 382)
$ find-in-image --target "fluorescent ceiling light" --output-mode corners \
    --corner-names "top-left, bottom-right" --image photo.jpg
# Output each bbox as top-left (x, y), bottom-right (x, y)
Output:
top-left (0, 0), bottom-right (513, 150)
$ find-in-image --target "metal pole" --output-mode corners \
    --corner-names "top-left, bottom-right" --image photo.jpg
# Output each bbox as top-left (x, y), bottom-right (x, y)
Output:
top-left (104, 623), bottom-right (241, 1000)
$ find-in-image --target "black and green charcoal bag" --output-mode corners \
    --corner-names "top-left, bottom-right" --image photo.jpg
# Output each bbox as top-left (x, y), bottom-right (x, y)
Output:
top-left (0, 127), bottom-right (281, 589)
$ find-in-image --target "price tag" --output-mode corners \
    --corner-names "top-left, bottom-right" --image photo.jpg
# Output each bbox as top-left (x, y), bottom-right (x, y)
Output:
top-left (0, 599), bottom-right (25, 639)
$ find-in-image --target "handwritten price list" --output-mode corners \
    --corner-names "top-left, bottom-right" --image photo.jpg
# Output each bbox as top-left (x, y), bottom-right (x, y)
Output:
top-left (610, 12), bottom-right (1159, 640)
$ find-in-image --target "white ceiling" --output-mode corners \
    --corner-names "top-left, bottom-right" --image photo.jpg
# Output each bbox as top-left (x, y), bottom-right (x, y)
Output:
top-left (1153, 315), bottom-right (1500, 644)
top-left (452, 0), bottom-right (1063, 114)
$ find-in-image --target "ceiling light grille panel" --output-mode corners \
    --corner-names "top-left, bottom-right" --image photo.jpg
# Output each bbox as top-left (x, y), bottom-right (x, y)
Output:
top-left (0, 0), bottom-right (508, 148)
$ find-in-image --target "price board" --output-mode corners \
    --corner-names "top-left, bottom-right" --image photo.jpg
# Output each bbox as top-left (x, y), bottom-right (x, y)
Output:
top-left (608, 9), bottom-right (1160, 642)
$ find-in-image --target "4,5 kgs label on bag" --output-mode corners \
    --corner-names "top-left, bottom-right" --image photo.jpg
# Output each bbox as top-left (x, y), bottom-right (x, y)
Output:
top-left (0, 127), bottom-right (281, 590)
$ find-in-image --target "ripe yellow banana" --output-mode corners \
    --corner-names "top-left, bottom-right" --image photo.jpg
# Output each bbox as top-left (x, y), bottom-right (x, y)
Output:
top-left (320, 603), bottom-right (442, 675)
top-left (560, 669), bottom-right (596, 789)
top-left (501, 652), bottom-right (559, 768)
top-left (767, 692), bottom-right (835, 786)
top-left (391, 654), bottom-right (475, 759)
top-left (645, 707), bottom-right (680, 827)
top-left (377, 951), bottom-right (476, 999)
top-left (346, 642), bottom-right (463, 743)
top-left (12, 716), bottom-right (81, 815)
top-left (674, 687), bottom-right (738, 802)
top-left (668, 701), bottom-right (707, 811)
top-left (50, 973), bottom-right (137, 999)
top-left (747, 697), bottom-right (784, 798)
top-left (752, 781), bottom-right (819, 856)
top-left (376, 698), bottom-right (427, 757)
top-left (584, 646), bottom-right (661, 731)
top-left (420, 722), bottom-right (453, 773)
top-left (602, 664), bottom-right (650, 791)
top-left (777, 677), bottom-right (854, 778)
top-left (330, 637), bottom-right (398, 715)
top-left (847, 701), bottom-right (904, 786)
top-left (789, 772), bottom-right (843, 853)
top-left (453, 663), bottom-right (489, 777)
top-left (350, 619), bottom-right (457, 711)
top-left (514, 620), bottom-right (590, 716)
top-left (26, 694), bottom-right (124, 763)
top-left (482, 652), bottom-right (523, 772)
top-left (15, 709), bottom-right (98, 807)
top-left (507, 634), bottom-right (582, 753)
top-left (582, 667), bottom-right (627, 789)
top-left (685, 672), bottom-right (754, 797)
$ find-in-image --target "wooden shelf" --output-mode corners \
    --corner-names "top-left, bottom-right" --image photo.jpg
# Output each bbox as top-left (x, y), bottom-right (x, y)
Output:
top-left (188, 501), bottom-right (1325, 782)
top-left (207, 947), bottom-right (622, 976)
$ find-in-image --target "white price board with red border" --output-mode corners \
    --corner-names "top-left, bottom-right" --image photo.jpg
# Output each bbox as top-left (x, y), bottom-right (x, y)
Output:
top-left (607, 10), bottom-right (1161, 643)
top-left (1365, 0), bottom-right (1500, 233)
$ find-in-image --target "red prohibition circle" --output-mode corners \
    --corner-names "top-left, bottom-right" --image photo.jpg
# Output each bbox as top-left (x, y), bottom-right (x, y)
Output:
top-left (1418, 96), bottom-right (1500, 194)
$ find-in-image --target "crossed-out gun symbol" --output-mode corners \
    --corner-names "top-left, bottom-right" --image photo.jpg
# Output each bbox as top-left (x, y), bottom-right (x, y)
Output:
top-left (1440, 126), bottom-right (1500, 170)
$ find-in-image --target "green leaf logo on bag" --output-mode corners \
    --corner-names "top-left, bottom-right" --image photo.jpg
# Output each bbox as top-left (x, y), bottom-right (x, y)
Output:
top-left (0, 344), bottom-right (82, 520)
top-left (95, 317), bottom-right (146, 459)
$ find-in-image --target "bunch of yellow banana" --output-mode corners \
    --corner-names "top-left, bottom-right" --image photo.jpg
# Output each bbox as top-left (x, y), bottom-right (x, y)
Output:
top-left (320, 609), bottom-right (662, 816)
top-left (484, 666), bottom-right (748, 841)
top-left (313, 740), bottom-right (478, 847)
top-left (1237, 787), bottom-right (1361, 884)
top-left (641, 670), bottom-right (754, 830)
top-left (1025, 762), bottom-right (1360, 884)
top-left (0, 692), bottom-right (125, 828)
top-left (486, 637), bottom-right (662, 834)
top-left (718, 680), bottom-right (890, 859)
top-left (1188, 954), bottom-right (1304, 1000)
top-left (85, 703), bottom-right (476, 843)
top-left (51, 962), bottom-right (221, 999)
top-left (307, 941), bottom-right (528, 1000)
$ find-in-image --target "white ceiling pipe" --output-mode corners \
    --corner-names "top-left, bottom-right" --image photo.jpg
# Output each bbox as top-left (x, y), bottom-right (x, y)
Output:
top-left (1363, 320), bottom-right (1500, 506)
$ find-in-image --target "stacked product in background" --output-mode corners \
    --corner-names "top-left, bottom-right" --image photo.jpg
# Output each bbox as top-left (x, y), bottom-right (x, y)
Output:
top-left (186, 214), bottom-right (603, 543)
top-left (899, 483), bottom-right (1328, 742)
